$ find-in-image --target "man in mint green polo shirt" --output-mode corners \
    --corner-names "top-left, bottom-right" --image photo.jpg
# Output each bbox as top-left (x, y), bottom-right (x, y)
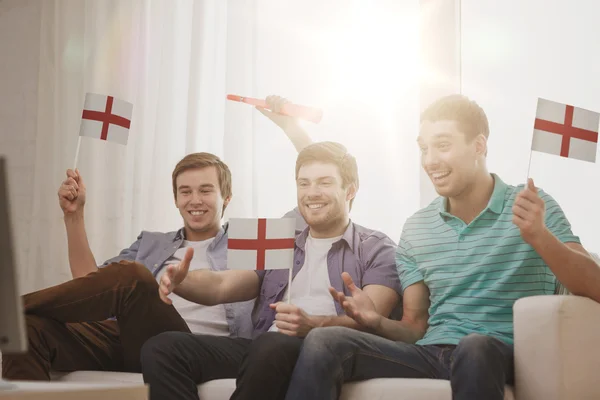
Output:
top-left (283, 94), bottom-right (600, 400)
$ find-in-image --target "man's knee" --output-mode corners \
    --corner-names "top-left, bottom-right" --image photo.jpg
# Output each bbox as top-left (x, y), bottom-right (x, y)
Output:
top-left (302, 327), bottom-right (352, 357)
top-left (252, 332), bottom-right (299, 352)
top-left (2, 316), bottom-right (53, 378)
top-left (24, 315), bottom-right (55, 347)
top-left (103, 261), bottom-right (156, 290)
top-left (247, 333), bottom-right (301, 365)
top-left (140, 331), bottom-right (187, 368)
top-left (454, 334), bottom-right (501, 362)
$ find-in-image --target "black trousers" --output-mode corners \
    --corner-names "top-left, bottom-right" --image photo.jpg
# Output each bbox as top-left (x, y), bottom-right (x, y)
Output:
top-left (141, 331), bottom-right (303, 400)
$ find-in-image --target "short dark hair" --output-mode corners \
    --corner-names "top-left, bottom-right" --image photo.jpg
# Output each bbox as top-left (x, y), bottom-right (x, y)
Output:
top-left (295, 142), bottom-right (359, 209)
top-left (421, 94), bottom-right (489, 141)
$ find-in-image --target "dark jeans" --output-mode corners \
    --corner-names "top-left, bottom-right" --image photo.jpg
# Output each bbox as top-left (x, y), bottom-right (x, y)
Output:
top-left (2, 261), bottom-right (190, 380)
top-left (141, 331), bottom-right (303, 400)
top-left (285, 327), bottom-right (514, 400)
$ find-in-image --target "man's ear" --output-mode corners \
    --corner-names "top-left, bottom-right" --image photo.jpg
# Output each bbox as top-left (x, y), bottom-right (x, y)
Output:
top-left (222, 195), bottom-right (232, 215)
top-left (346, 184), bottom-right (357, 201)
top-left (475, 134), bottom-right (488, 157)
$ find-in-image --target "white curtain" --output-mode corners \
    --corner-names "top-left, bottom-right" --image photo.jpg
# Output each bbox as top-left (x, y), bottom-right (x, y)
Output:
top-left (22, 0), bottom-right (420, 292)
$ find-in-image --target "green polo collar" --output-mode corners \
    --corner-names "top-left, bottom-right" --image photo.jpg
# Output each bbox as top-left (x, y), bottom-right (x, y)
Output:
top-left (439, 173), bottom-right (508, 216)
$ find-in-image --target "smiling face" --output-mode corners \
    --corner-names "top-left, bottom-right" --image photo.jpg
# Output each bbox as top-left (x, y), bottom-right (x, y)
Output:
top-left (418, 119), bottom-right (487, 199)
top-left (296, 161), bottom-right (355, 238)
top-left (175, 166), bottom-right (230, 241)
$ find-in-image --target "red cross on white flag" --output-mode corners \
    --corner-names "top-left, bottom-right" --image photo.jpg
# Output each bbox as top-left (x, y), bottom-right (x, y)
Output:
top-left (227, 218), bottom-right (296, 270)
top-left (532, 98), bottom-right (599, 163)
top-left (79, 93), bottom-right (133, 146)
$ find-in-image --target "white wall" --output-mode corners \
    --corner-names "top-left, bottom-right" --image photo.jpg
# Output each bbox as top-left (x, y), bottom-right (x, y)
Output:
top-left (250, 0), bottom-right (421, 242)
top-left (1, 0), bottom-right (422, 293)
top-left (462, 0), bottom-right (600, 253)
top-left (0, 0), bottom-right (41, 292)
top-left (419, 0), bottom-right (461, 207)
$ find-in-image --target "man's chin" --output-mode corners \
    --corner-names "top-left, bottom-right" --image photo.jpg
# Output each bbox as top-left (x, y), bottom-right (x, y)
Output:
top-left (186, 219), bottom-right (213, 231)
top-left (187, 225), bottom-right (208, 233)
top-left (432, 182), bottom-right (455, 197)
top-left (303, 215), bottom-right (329, 228)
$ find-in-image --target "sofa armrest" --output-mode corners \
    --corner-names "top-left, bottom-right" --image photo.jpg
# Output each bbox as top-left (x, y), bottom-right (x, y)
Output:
top-left (514, 295), bottom-right (600, 400)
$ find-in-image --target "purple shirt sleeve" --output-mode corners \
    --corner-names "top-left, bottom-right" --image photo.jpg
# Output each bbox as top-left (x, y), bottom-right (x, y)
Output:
top-left (360, 235), bottom-right (402, 295)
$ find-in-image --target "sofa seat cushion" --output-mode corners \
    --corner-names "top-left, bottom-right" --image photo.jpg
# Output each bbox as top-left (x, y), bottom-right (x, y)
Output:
top-left (52, 371), bottom-right (515, 400)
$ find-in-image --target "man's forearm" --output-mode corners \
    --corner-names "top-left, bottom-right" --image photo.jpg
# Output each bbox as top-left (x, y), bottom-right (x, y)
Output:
top-left (310, 314), bottom-right (424, 344)
top-left (284, 125), bottom-right (312, 153)
top-left (312, 315), bottom-right (364, 331)
top-left (533, 228), bottom-right (600, 302)
top-left (64, 214), bottom-right (98, 278)
top-left (173, 270), bottom-right (222, 305)
top-left (313, 314), bottom-right (425, 343)
top-left (173, 269), bottom-right (260, 306)
top-left (361, 317), bottom-right (426, 343)
top-left (372, 317), bottom-right (426, 343)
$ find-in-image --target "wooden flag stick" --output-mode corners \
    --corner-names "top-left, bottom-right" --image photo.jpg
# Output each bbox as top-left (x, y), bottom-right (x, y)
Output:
top-left (287, 268), bottom-right (292, 304)
top-left (526, 148), bottom-right (533, 180)
top-left (73, 136), bottom-right (82, 170)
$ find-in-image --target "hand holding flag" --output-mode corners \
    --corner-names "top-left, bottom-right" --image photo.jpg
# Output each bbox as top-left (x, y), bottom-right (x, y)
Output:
top-left (159, 247), bottom-right (194, 305)
top-left (512, 178), bottom-right (547, 246)
top-left (269, 302), bottom-right (316, 337)
top-left (58, 169), bottom-right (86, 216)
top-left (329, 272), bottom-right (382, 330)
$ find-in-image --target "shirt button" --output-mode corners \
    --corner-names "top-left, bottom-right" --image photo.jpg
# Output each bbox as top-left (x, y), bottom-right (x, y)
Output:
top-left (279, 283), bottom-right (284, 287)
top-left (295, 261), bottom-right (300, 265)
top-left (154, 264), bottom-right (158, 267)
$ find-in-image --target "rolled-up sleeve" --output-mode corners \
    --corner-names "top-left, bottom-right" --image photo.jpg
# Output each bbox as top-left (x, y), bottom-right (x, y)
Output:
top-left (396, 235), bottom-right (423, 292)
top-left (540, 190), bottom-right (581, 245)
top-left (99, 232), bottom-right (143, 267)
top-left (255, 270), bottom-right (267, 286)
top-left (361, 235), bottom-right (402, 295)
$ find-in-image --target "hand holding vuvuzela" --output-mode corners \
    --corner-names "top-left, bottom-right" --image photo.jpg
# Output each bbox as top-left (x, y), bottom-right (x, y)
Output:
top-left (255, 95), bottom-right (301, 132)
top-left (227, 94), bottom-right (323, 124)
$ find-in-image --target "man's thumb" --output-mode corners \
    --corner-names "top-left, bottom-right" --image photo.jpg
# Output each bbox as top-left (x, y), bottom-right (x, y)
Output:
top-left (181, 247), bottom-right (194, 273)
top-left (527, 178), bottom-right (537, 193)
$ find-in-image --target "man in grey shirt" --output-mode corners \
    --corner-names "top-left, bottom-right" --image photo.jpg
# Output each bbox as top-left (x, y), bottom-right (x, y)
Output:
top-left (2, 95), bottom-right (310, 381)
top-left (142, 141), bottom-right (402, 400)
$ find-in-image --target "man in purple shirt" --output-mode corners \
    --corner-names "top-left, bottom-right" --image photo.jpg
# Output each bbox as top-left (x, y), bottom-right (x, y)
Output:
top-left (141, 141), bottom-right (402, 400)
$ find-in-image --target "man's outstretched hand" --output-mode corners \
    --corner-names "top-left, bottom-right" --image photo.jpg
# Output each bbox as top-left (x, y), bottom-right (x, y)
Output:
top-left (329, 272), bottom-right (383, 331)
top-left (158, 247), bottom-right (194, 305)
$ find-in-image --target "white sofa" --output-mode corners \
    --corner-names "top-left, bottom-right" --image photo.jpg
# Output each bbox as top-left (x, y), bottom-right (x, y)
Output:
top-left (45, 294), bottom-right (600, 400)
